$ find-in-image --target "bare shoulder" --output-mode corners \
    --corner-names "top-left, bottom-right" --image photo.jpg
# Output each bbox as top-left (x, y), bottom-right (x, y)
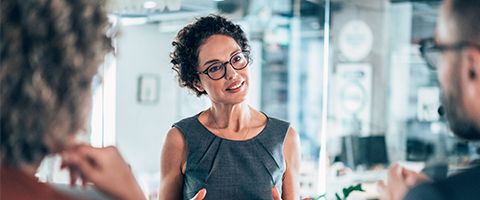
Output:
top-left (283, 126), bottom-right (301, 165)
top-left (285, 127), bottom-right (300, 145)
top-left (165, 127), bottom-right (185, 145)
top-left (161, 127), bottom-right (187, 172)
top-left (162, 127), bottom-right (187, 157)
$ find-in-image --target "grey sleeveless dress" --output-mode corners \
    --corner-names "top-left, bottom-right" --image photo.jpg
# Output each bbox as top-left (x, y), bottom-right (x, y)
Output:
top-left (173, 113), bottom-right (290, 200)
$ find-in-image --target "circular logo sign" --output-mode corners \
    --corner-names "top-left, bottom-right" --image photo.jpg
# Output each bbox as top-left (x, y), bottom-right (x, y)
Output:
top-left (338, 20), bottom-right (373, 61)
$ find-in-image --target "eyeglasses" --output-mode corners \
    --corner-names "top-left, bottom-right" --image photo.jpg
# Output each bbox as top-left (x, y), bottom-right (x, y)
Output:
top-left (419, 38), bottom-right (480, 70)
top-left (197, 51), bottom-right (251, 80)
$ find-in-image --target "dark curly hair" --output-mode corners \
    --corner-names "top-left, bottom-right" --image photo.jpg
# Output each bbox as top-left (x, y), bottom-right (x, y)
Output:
top-left (170, 14), bottom-right (250, 96)
top-left (0, 0), bottom-right (112, 167)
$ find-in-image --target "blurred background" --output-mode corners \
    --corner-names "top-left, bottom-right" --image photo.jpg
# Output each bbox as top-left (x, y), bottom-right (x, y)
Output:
top-left (36, 0), bottom-right (480, 199)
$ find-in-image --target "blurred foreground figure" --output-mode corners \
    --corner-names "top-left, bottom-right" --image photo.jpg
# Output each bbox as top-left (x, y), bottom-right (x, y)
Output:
top-left (378, 0), bottom-right (480, 199)
top-left (0, 0), bottom-right (144, 199)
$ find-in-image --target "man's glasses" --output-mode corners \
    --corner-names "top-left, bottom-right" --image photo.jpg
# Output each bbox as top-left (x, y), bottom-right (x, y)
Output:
top-left (197, 51), bottom-right (251, 80)
top-left (419, 38), bottom-right (480, 70)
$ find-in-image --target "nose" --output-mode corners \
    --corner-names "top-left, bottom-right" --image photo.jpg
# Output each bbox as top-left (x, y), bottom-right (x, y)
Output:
top-left (224, 63), bottom-right (238, 80)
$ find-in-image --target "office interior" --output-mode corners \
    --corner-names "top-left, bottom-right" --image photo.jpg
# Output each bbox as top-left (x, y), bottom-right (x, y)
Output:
top-left (34, 0), bottom-right (480, 199)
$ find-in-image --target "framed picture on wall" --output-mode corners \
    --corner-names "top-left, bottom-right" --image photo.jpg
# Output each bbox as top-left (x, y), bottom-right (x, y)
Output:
top-left (137, 74), bottom-right (159, 104)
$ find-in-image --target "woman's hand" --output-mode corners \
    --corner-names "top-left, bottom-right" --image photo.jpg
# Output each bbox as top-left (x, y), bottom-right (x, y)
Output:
top-left (61, 145), bottom-right (146, 200)
top-left (192, 187), bottom-right (283, 200)
top-left (272, 187), bottom-right (282, 200)
top-left (190, 188), bottom-right (207, 200)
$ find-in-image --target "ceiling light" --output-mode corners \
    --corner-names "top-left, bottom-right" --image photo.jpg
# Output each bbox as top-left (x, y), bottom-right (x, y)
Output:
top-left (144, 1), bottom-right (157, 9)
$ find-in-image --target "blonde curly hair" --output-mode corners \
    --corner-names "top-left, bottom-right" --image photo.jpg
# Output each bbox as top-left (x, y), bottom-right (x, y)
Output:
top-left (0, 0), bottom-right (112, 167)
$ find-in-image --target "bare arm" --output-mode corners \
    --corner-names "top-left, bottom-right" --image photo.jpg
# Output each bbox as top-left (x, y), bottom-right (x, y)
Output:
top-left (281, 127), bottom-right (301, 200)
top-left (159, 127), bottom-right (187, 200)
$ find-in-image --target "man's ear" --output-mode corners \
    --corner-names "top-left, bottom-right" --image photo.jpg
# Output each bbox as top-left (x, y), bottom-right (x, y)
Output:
top-left (462, 47), bottom-right (480, 123)
top-left (193, 80), bottom-right (205, 92)
top-left (463, 47), bottom-right (480, 102)
top-left (466, 47), bottom-right (480, 81)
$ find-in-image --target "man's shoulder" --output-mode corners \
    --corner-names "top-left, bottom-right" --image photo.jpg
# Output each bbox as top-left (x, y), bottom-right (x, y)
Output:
top-left (404, 166), bottom-right (480, 200)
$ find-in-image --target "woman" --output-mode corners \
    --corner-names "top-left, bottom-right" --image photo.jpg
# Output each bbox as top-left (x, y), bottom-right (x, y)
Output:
top-left (159, 15), bottom-right (300, 200)
top-left (0, 1), bottom-right (144, 199)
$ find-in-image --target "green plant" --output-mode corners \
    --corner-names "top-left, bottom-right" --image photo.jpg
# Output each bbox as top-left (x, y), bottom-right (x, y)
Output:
top-left (309, 183), bottom-right (365, 200)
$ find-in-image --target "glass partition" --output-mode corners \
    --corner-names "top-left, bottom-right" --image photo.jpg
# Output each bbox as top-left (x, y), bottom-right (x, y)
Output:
top-left (35, 0), bottom-right (480, 199)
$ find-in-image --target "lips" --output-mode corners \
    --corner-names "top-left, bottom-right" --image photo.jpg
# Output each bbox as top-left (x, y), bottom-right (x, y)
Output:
top-left (226, 81), bottom-right (245, 91)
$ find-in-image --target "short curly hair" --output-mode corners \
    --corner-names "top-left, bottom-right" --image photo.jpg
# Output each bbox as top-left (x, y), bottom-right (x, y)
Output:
top-left (0, 0), bottom-right (112, 167)
top-left (170, 14), bottom-right (250, 96)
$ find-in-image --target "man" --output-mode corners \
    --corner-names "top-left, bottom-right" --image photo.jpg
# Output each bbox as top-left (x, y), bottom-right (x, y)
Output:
top-left (377, 0), bottom-right (480, 199)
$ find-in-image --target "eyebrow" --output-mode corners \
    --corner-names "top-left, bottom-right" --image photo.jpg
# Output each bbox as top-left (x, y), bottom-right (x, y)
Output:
top-left (201, 49), bottom-right (241, 67)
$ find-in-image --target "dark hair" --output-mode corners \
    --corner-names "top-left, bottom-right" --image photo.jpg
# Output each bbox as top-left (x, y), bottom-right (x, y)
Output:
top-left (170, 14), bottom-right (250, 96)
top-left (445, 0), bottom-right (480, 43)
top-left (0, 0), bottom-right (112, 166)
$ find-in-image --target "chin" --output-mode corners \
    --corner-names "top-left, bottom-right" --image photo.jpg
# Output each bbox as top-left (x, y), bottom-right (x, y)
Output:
top-left (448, 116), bottom-right (480, 141)
top-left (442, 92), bottom-right (480, 140)
top-left (226, 96), bottom-right (248, 105)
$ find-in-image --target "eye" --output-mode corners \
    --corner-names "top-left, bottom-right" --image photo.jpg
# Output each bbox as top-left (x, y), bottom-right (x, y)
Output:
top-left (208, 64), bottom-right (223, 73)
top-left (231, 54), bottom-right (244, 63)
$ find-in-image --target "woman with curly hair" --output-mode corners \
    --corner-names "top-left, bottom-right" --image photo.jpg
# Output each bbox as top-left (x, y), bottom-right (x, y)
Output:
top-left (0, 0), bottom-right (145, 199)
top-left (159, 15), bottom-right (300, 200)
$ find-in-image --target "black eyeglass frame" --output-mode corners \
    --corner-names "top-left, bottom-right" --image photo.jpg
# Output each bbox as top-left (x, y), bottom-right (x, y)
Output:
top-left (419, 37), bottom-right (480, 70)
top-left (196, 51), bottom-right (252, 80)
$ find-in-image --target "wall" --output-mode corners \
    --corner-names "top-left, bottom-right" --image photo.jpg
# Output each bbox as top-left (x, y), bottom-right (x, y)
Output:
top-left (115, 24), bottom-right (202, 175)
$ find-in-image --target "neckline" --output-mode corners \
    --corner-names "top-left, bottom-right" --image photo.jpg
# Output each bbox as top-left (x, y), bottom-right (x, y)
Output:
top-left (195, 111), bottom-right (270, 142)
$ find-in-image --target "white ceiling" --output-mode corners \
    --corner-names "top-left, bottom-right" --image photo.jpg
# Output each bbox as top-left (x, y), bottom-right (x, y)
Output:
top-left (109, 0), bottom-right (217, 23)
